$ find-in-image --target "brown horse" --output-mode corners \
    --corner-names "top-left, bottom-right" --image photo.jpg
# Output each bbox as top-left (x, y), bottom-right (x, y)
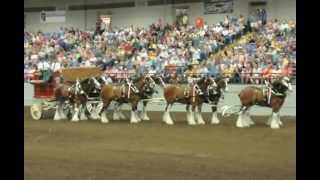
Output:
top-left (70, 77), bottom-right (103, 122)
top-left (53, 81), bottom-right (75, 121)
top-left (159, 76), bottom-right (216, 125)
top-left (112, 74), bottom-right (157, 122)
top-left (222, 76), bottom-right (293, 129)
top-left (99, 75), bottom-right (154, 123)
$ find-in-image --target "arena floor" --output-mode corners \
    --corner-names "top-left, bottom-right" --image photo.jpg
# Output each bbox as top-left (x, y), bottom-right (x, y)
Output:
top-left (25, 108), bottom-right (296, 180)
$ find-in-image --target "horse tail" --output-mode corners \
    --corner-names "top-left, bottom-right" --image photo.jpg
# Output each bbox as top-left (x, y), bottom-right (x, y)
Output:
top-left (221, 105), bottom-right (243, 117)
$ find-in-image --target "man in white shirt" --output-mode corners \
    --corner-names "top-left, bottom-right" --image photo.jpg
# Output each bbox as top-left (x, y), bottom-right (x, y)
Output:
top-left (51, 60), bottom-right (62, 84)
top-left (37, 59), bottom-right (51, 82)
top-left (51, 60), bottom-right (61, 73)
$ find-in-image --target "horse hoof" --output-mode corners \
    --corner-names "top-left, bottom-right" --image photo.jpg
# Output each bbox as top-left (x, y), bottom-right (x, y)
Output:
top-left (271, 125), bottom-right (280, 129)
top-left (101, 118), bottom-right (109, 123)
top-left (142, 117), bottom-right (150, 121)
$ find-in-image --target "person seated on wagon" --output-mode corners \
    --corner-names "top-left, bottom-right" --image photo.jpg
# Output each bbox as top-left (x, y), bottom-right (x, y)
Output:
top-left (51, 59), bottom-right (62, 84)
top-left (37, 54), bottom-right (52, 83)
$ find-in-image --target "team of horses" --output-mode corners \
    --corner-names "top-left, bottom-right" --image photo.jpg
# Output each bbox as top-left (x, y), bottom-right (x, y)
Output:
top-left (51, 73), bottom-right (293, 129)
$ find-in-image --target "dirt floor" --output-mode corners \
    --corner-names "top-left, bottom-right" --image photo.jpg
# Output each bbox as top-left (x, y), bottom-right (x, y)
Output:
top-left (25, 108), bottom-right (296, 180)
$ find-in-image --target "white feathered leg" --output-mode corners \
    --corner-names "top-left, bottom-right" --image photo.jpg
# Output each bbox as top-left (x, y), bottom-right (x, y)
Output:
top-left (163, 110), bottom-right (174, 125)
top-left (141, 105), bottom-right (150, 121)
top-left (130, 111), bottom-right (139, 123)
top-left (211, 111), bottom-right (220, 124)
top-left (270, 112), bottom-right (280, 129)
top-left (53, 104), bottom-right (61, 121)
top-left (58, 104), bottom-right (67, 119)
top-left (187, 110), bottom-right (196, 125)
top-left (195, 112), bottom-right (205, 125)
top-left (71, 106), bottom-right (80, 122)
top-left (91, 103), bottom-right (103, 120)
top-left (89, 105), bottom-right (100, 120)
top-left (100, 109), bottom-right (109, 123)
top-left (80, 105), bottom-right (88, 120)
top-left (236, 111), bottom-right (246, 128)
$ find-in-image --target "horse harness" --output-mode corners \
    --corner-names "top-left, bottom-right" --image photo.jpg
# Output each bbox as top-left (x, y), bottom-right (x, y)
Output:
top-left (262, 85), bottom-right (286, 105)
top-left (184, 83), bottom-right (203, 103)
top-left (119, 80), bottom-right (139, 99)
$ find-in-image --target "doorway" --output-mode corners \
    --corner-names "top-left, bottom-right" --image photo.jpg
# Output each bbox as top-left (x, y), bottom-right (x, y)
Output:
top-left (248, 1), bottom-right (267, 15)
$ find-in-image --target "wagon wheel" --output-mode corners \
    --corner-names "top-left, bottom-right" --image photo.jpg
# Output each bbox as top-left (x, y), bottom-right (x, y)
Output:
top-left (30, 103), bottom-right (42, 120)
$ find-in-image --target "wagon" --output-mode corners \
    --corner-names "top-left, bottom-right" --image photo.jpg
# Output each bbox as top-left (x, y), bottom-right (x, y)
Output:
top-left (29, 67), bottom-right (104, 120)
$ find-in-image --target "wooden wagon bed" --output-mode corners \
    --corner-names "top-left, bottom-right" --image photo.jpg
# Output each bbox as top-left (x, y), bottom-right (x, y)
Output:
top-left (61, 67), bottom-right (103, 82)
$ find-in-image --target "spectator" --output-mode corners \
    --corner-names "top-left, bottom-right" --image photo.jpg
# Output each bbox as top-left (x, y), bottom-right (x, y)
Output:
top-left (24, 16), bottom-right (295, 84)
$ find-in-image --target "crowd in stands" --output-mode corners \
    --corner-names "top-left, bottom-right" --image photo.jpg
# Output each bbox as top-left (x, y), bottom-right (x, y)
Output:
top-left (24, 11), bottom-right (296, 84)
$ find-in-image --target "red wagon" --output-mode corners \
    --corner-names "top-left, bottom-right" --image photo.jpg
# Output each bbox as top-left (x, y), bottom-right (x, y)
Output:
top-left (29, 67), bottom-right (104, 120)
top-left (29, 72), bottom-right (57, 120)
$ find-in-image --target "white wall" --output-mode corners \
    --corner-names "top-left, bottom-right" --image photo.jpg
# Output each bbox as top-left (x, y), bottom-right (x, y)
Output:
top-left (25, 0), bottom-right (296, 32)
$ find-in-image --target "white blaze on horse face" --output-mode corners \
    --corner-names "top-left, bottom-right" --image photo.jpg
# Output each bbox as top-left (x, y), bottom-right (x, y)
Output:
top-left (75, 79), bottom-right (81, 94)
top-left (288, 82), bottom-right (293, 91)
top-left (224, 78), bottom-right (229, 92)
top-left (92, 77), bottom-right (101, 89)
top-left (147, 76), bottom-right (156, 88)
top-left (282, 80), bottom-right (289, 88)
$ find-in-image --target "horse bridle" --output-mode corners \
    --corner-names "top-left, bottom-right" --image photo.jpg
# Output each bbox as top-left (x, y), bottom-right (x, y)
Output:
top-left (140, 75), bottom-right (157, 97)
top-left (281, 76), bottom-right (292, 92)
top-left (207, 77), bottom-right (227, 101)
top-left (74, 78), bottom-right (89, 99)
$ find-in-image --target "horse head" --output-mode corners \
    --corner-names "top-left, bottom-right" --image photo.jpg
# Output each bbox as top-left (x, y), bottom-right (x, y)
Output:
top-left (197, 76), bottom-right (213, 92)
top-left (281, 76), bottom-right (293, 92)
top-left (140, 74), bottom-right (158, 98)
top-left (272, 76), bottom-right (293, 94)
top-left (214, 76), bottom-right (228, 92)
top-left (80, 77), bottom-right (101, 95)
